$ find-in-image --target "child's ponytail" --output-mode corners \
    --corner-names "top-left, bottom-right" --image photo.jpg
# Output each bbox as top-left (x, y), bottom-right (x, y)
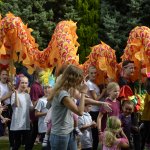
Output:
top-left (103, 130), bottom-right (116, 147)
top-left (103, 116), bottom-right (122, 147)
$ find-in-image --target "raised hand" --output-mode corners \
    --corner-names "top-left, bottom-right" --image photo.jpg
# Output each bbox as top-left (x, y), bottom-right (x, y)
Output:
top-left (80, 83), bottom-right (88, 94)
top-left (102, 102), bottom-right (112, 112)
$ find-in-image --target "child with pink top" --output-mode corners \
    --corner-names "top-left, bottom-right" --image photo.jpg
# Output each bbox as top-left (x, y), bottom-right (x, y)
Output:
top-left (97, 82), bottom-right (121, 133)
top-left (99, 116), bottom-right (129, 150)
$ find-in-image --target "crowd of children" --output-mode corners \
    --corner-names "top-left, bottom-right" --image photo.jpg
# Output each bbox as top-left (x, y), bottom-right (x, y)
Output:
top-left (0, 60), bottom-right (150, 150)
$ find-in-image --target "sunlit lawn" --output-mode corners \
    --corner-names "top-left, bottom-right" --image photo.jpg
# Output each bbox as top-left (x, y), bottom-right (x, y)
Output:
top-left (0, 136), bottom-right (81, 150)
top-left (0, 137), bottom-right (42, 150)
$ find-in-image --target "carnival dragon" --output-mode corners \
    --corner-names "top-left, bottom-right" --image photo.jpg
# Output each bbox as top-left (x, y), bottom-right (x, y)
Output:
top-left (1, 13), bottom-right (150, 111)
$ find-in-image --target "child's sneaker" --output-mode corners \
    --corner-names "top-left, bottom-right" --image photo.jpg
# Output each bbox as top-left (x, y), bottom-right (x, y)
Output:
top-left (74, 127), bottom-right (82, 136)
top-left (42, 134), bottom-right (49, 147)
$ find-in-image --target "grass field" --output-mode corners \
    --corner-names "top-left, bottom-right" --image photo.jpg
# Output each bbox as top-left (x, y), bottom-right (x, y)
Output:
top-left (0, 136), bottom-right (81, 150)
top-left (0, 136), bottom-right (42, 150)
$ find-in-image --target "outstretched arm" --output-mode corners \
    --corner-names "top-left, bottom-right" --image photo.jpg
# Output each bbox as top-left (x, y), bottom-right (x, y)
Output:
top-left (85, 97), bottom-right (112, 112)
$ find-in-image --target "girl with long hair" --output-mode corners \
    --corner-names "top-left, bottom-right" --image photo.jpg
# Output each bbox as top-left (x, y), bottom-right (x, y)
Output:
top-left (100, 116), bottom-right (129, 150)
top-left (48, 64), bottom-right (88, 150)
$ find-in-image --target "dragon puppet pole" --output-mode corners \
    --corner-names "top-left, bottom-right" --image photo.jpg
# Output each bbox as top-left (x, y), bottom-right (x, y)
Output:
top-left (8, 49), bottom-right (16, 93)
top-left (9, 49), bottom-right (14, 84)
top-left (137, 52), bottom-right (144, 95)
top-left (138, 61), bottom-right (142, 94)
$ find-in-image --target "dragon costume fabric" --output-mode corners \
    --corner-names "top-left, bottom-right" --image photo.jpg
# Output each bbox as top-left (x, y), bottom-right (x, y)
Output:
top-left (0, 13), bottom-right (150, 112)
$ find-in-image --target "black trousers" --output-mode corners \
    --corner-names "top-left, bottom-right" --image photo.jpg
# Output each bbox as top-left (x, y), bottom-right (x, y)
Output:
top-left (131, 112), bottom-right (141, 150)
top-left (39, 132), bottom-right (46, 143)
top-left (28, 120), bottom-right (38, 150)
top-left (12, 130), bottom-right (31, 150)
top-left (89, 111), bottom-right (99, 150)
top-left (141, 121), bottom-right (150, 150)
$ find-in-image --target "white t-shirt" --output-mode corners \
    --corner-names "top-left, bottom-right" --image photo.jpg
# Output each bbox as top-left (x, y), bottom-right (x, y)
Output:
top-left (86, 80), bottom-right (100, 112)
top-left (78, 112), bottom-right (93, 149)
top-left (35, 96), bottom-right (48, 133)
top-left (10, 92), bottom-right (33, 131)
top-left (0, 82), bottom-right (11, 105)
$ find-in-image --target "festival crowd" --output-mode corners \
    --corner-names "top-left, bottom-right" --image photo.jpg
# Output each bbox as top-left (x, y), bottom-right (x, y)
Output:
top-left (0, 60), bottom-right (150, 150)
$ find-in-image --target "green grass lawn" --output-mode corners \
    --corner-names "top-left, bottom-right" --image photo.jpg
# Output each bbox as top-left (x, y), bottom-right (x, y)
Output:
top-left (0, 136), bottom-right (81, 149)
top-left (0, 137), bottom-right (42, 150)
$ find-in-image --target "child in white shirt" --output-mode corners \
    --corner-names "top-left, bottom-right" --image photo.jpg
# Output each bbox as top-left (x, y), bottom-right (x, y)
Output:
top-left (10, 76), bottom-right (33, 150)
top-left (35, 85), bottom-right (50, 144)
top-left (78, 104), bottom-right (96, 150)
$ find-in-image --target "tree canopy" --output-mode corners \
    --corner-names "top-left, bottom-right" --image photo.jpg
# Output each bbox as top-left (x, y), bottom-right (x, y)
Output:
top-left (0, 0), bottom-right (150, 63)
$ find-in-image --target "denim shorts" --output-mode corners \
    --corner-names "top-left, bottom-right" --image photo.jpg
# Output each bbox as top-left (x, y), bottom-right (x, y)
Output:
top-left (50, 131), bottom-right (77, 150)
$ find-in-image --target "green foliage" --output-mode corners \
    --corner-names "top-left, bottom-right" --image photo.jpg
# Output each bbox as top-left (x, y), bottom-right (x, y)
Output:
top-left (0, 0), bottom-right (56, 50)
top-left (76, 0), bottom-right (101, 63)
top-left (0, 0), bottom-right (150, 63)
top-left (140, 0), bottom-right (150, 26)
top-left (0, 0), bottom-right (80, 50)
top-left (46, 0), bottom-right (80, 22)
top-left (64, 0), bottom-right (80, 22)
top-left (99, 0), bottom-right (149, 62)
